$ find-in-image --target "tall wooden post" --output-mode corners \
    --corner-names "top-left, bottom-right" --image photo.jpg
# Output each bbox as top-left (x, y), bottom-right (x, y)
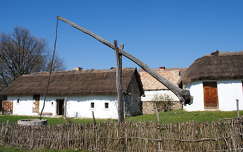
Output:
top-left (114, 40), bottom-right (124, 123)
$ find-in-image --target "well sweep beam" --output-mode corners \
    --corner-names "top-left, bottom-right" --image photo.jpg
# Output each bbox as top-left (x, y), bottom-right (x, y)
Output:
top-left (57, 16), bottom-right (191, 104)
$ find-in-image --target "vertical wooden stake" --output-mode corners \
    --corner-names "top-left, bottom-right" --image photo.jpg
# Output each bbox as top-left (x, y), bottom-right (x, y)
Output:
top-left (92, 111), bottom-right (96, 125)
top-left (154, 102), bottom-right (160, 122)
top-left (64, 97), bottom-right (67, 119)
top-left (114, 40), bottom-right (124, 123)
top-left (236, 99), bottom-right (239, 118)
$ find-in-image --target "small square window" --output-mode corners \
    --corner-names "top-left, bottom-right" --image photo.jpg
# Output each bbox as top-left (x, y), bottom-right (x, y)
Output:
top-left (91, 102), bottom-right (94, 108)
top-left (105, 102), bottom-right (109, 109)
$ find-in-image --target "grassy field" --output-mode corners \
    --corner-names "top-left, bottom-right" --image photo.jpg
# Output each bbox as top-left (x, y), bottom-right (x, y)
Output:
top-left (0, 115), bottom-right (113, 125)
top-left (0, 110), bottom-right (242, 125)
top-left (127, 110), bottom-right (243, 123)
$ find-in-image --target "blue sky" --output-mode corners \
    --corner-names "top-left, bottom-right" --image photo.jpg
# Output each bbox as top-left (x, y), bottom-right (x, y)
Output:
top-left (1, 0), bottom-right (243, 70)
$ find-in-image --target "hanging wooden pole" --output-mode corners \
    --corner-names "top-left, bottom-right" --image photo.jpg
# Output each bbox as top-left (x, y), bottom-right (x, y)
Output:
top-left (114, 40), bottom-right (124, 123)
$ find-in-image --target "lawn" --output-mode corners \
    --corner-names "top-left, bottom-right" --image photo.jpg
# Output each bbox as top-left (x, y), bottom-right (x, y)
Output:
top-left (127, 110), bottom-right (243, 123)
top-left (0, 115), bottom-right (113, 125)
top-left (0, 110), bottom-right (242, 125)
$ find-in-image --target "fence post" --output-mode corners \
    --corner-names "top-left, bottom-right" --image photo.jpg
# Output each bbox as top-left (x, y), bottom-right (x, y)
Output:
top-left (154, 102), bottom-right (160, 122)
top-left (236, 99), bottom-right (239, 118)
top-left (92, 111), bottom-right (96, 125)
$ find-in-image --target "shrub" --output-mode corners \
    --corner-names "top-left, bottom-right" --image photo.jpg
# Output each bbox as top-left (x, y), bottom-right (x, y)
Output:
top-left (152, 94), bottom-right (174, 112)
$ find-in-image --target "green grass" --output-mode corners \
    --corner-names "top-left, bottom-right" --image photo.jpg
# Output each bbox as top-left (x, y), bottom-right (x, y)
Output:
top-left (0, 110), bottom-right (242, 125)
top-left (0, 115), bottom-right (114, 125)
top-left (0, 145), bottom-right (87, 152)
top-left (127, 110), bottom-right (243, 123)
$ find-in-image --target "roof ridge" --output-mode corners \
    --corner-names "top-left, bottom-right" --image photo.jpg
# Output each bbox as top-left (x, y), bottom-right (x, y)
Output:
top-left (206, 50), bottom-right (243, 57)
top-left (22, 68), bottom-right (136, 77)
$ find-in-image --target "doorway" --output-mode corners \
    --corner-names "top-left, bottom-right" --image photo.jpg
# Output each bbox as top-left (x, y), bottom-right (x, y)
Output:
top-left (203, 82), bottom-right (218, 109)
top-left (56, 99), bottom-right (64, 115)
top-left (0, 100), bottom-right (2, 112)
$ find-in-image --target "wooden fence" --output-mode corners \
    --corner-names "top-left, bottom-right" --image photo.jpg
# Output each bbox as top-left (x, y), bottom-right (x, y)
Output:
top-left (0, 117), bottom-right (243, 151)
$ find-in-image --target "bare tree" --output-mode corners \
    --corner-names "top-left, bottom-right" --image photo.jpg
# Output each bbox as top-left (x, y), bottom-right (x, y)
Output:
top-left (0, 27), bottom-right (64, 88)
top-left (45, 53), bottom-right (65, 72)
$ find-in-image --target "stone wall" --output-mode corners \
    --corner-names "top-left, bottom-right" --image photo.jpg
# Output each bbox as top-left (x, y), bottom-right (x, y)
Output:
top-left (142, 101), bottom-right (182, 114)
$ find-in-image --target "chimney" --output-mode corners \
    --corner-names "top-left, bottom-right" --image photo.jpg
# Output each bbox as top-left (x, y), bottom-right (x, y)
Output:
top-left (159, 66), bottom-right (166, 70)
top-left (73, 67), bottom-right (82, 71)
top-left (211, 50), bottom-right (219, 56)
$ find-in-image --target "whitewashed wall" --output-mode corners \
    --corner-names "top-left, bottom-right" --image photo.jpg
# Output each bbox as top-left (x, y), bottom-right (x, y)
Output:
top-left (9, 96), bottom-right (38, 116)
top-left (141, 90), bottom-right (179, 102)
top-left (66, 96), bottom-right (118, 119)
top-left (217, 80), bottom-right (243, 111)
top-left (184, 80), bottom-right (243, 111)
top-left (8, 95), bottom-right (118, 119)
top-left (38, 96), bottom-right (59, 116)
top-left (183, 81), bottom-right (204, 111)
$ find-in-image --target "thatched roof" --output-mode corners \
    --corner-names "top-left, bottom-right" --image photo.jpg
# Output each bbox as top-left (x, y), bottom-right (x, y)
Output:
top-left (181, 51), bottom-right (243, 84)
top-left (0, 68), bottom-right (144, 96)
top-left (0, 81), bottom-right (5, 91)
top-left (139, 68), bottom-right (183, 91)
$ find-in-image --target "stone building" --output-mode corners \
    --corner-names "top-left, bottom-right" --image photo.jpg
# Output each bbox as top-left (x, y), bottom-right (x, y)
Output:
top-left (139, 67), bottom-right (183, 114)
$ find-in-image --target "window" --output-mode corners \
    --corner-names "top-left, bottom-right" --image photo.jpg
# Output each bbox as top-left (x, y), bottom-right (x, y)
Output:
top-left (105, 102), bottom-right (109, 109)
top-left (90, 102), bottom-right (94, 108)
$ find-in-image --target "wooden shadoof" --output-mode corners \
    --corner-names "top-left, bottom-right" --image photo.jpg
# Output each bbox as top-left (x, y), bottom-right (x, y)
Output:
top-left (55, 16), bottom-right (192, 122)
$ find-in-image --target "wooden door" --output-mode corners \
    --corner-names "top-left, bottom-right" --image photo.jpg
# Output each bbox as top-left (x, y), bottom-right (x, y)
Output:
top-left (0, 100), bottom-right (2, 112)
top-left (203, 82), bottom-right (218, 108)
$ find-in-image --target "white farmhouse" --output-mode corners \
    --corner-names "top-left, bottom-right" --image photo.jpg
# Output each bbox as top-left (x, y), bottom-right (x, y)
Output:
top-left (181, 51), bottom-right (243, 111)
top-left (139, 68), bottom-right (183, 114)
top-left (0, 68), bottom-right (144, 119)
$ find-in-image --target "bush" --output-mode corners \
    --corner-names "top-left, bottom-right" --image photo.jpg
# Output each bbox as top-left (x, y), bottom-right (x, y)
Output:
top-left (152, 94), bottom-right (174, 112)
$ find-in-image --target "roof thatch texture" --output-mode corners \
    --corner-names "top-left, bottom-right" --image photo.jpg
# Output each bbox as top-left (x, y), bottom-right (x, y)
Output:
top-left (139, 68), bottom-right (183, 91)
top-left (181, 51), bottom-right (243, 84)
top-left (0, 81), bottom-right (5, 91)
top-left (0, 68), bottom-right (144, 96)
